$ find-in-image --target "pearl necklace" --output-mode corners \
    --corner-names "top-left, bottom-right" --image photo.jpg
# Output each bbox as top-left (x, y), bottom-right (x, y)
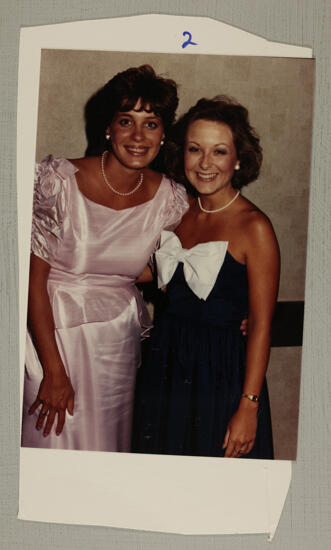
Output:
top-left (100, 151), bottom-right (144, 196)
top-left (198, 190), bottom-right (240, 213)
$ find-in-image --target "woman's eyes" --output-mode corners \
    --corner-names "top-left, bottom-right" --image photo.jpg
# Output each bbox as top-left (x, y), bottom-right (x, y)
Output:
top-left (118, 118), bottom-right (132, 127)
top-left (117, 118), bottom-right (159, 129)
top-left (187, 146), bottom-right (227, 155)
top-left (146, 121), bottom-right (159, 129)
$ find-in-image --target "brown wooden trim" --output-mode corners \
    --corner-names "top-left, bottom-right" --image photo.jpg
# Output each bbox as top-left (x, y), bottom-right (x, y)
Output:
top-left (271, 301), bottom-right (304, 347)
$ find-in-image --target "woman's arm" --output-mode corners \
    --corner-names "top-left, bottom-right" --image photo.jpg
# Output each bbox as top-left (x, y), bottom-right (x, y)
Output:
top-left (223, 214), bottom-right (280, 458)
top-left (27, 253), bottom-right (75, 436)
top-left (136, 264), bottom-right (153, 284)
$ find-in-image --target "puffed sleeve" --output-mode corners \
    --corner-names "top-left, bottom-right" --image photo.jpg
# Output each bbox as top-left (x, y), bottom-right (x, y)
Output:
top-left (31, 155), bottom-right (72, 264)
top-left (163, 181), bottom-right (189, 231)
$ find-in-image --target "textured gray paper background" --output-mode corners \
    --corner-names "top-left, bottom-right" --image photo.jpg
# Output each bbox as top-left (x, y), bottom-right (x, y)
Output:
top-left (1, 1), bottom-right (330, 549)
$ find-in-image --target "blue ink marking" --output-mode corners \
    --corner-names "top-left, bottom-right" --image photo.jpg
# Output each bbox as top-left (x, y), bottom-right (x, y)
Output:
top-left (182, 31), bottom-right (198, 49)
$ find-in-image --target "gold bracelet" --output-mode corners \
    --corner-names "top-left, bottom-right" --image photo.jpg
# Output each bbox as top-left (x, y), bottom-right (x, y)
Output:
top-left (241, 393), bottom-right (259, 403)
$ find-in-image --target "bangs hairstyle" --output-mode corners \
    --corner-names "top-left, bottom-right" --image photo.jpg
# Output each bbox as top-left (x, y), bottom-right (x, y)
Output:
top-left (165, 95), bottom-right (262, 190)
top-left (85, 65), bottom-right (178, 157)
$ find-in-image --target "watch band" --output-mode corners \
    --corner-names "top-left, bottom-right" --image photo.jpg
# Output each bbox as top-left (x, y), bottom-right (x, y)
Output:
top-left (241, 393), bottom-right (259, 403)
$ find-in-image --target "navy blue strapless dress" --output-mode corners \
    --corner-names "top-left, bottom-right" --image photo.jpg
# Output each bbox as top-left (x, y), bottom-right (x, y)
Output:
top-left (132, 251), bottom-right (274, 459)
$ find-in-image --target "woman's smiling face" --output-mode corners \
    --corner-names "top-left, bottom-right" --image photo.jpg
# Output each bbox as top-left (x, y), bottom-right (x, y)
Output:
top-left (184, 119), bottom-right (239, 196)
top-left (108, 99), bottom-right (165, 171)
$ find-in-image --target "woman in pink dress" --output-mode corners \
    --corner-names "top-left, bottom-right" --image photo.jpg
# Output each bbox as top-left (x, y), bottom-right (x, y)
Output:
top-left (21, 65), bottom-right (188, 452)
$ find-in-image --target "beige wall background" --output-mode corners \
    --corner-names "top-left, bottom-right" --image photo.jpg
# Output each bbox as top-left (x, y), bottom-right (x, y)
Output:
top-left (35, 49), bottom-right (314, 459)
top-left (36, 50), bottom-right (314, 303)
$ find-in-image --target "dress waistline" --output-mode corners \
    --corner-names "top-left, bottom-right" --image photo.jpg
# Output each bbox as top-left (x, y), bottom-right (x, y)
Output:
top-left (48, 268), bottom-right (135, 289)
top-left (164, 311), bottom-right (245, 331)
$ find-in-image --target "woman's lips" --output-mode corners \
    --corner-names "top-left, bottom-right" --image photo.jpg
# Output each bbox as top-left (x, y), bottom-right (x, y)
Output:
top-left (196, 172), bottom-right (218, 182)
top-left (125, 146), bottom-right (149, 156)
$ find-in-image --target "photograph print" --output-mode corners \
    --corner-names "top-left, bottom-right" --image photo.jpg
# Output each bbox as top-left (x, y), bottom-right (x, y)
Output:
top-left (21, 49), bottom-right (314, 461)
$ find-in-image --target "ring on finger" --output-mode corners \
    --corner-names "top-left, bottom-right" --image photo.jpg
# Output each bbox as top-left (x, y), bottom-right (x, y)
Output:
top-left (40, 410), bottom-right (48, 416)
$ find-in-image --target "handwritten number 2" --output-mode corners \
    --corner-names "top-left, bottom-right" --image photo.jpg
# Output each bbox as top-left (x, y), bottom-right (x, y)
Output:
top-left (182, 31), bottom-right (198, 49)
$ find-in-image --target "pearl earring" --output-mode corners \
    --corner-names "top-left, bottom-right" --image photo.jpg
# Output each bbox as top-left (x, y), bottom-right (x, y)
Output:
top-left (105, 133), bottom-right (111, 141)
top-left (234, 163), bottom-right (240, 171)
top-left (160, 139), bottom-right (165, 146)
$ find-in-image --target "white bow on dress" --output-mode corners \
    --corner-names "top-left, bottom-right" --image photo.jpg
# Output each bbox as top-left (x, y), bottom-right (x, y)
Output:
top-left (155, 230), bottom-right (228, 300)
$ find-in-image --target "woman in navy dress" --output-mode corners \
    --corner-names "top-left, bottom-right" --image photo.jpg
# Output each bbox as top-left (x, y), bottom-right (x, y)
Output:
top-left (133, 96), bottom-right (280, 459)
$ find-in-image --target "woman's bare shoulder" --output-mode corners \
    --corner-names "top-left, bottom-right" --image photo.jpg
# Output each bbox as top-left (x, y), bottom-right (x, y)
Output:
top-left (238, 196), bottom-right (278, 251)
top-left (238, 196), bottom-right (272, 228)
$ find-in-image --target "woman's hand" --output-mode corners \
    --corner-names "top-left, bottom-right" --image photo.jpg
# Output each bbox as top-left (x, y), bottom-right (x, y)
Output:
top-left (222, 401), bottom-right (258, 458)
top-left (27, 254), bottom-right (75, 437)
top-left (136, 264), bottom-right (153, 284)
top-left (29, 373), bottom-right (75, 436)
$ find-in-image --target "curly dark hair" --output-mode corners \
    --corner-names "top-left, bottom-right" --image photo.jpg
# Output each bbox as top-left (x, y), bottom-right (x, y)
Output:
top-left (164, 95), bottom-right (262, 190)
top-left (84, 65), bottom-right (178, 157)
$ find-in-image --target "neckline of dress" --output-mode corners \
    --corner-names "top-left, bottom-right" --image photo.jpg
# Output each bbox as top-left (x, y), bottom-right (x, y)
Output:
top-left (172, 233), bottom-right (246, 267)
top-left (176, 250), bottom-right (246, 270)
top-left (67, 158), bottom-right (166, 212)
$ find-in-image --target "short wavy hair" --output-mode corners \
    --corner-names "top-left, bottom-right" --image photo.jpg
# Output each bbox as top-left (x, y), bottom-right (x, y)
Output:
top-left (85, 65), bottom-right (178, 157)
top-left (165, 95), bottom-right (262, 190)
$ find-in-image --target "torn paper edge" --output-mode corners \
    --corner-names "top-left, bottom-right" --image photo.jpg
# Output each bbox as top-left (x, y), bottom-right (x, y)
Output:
top-left (17, 13), bottom-right (310, 538)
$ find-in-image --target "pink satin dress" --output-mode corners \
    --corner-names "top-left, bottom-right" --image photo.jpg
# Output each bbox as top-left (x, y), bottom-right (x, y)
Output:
top-left (21, 156), bottom-right (188, 452)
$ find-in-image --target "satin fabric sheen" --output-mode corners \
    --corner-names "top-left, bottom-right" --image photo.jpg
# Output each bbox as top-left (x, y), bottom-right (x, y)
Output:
top-left (21, 156), bottom-right (188, 452)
